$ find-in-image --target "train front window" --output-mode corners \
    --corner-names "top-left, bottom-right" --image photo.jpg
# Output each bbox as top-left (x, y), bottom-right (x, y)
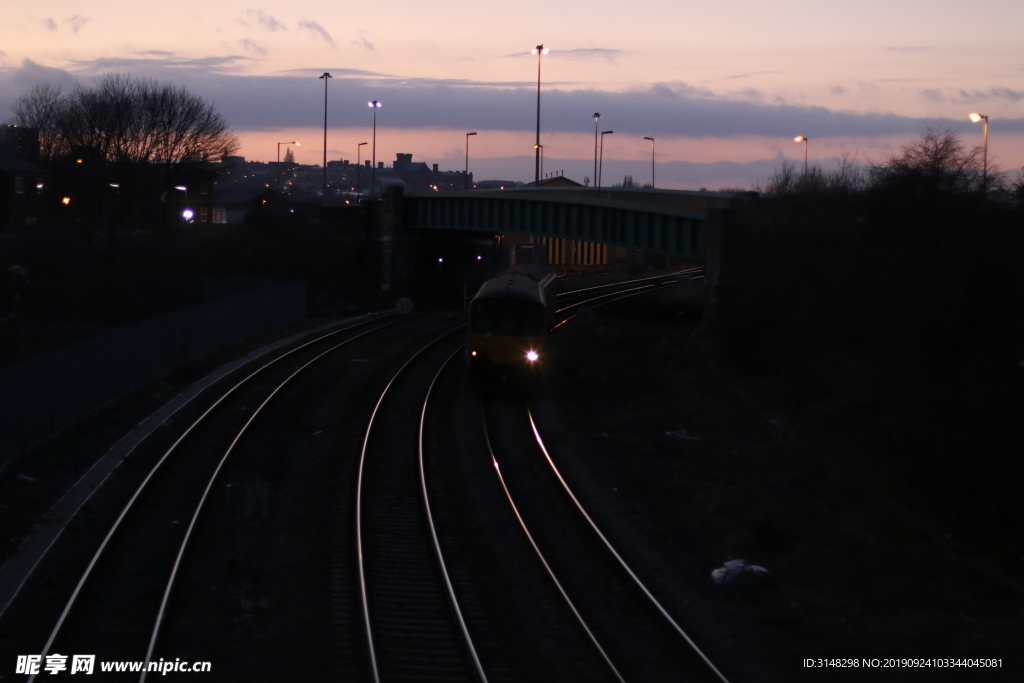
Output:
top-left (471, 299), bottom-right (545, 337)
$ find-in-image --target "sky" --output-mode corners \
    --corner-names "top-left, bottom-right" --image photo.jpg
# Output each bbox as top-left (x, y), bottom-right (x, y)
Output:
top-left (2, 1), bottom-right (1023, 189)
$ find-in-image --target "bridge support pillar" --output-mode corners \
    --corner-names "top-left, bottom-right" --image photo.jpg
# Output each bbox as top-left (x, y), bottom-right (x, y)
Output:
top-left (379, 186), bottom-right (414, 297)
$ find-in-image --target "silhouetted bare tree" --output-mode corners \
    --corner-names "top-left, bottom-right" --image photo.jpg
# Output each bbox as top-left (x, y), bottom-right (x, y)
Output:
top-left (11, 74), bottom-right (238, 168)
top-left (762, 152), bottom-right (864, 196)
top-left (867, 129), bottom-right (991, 196)
top-left (8, 74), bottom-right (239, 232)
top-left (10, 83), bottom-right (65, 160)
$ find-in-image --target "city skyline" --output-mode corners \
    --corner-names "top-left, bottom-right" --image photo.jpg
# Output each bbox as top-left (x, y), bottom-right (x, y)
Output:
top-left (2, 1), bottom-right (1023, 188)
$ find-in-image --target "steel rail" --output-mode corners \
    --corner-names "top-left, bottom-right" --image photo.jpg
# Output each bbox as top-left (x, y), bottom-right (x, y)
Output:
top-left (355, 324), bottom-right (465, 683)
top-left (555, 282), bottom-right (658, 314)
top-left (26, 315), bottom-right (399, 683)
top-left (552, 281), bottom-right (682, 331)
top-left (138, 319), bottom-right (401, 680)
top-left (526, 409), bottom-right (731, 683)
top-left (481, 414), bottom-right (626, 683)
top-left (418, 346), bottom-right (489, 683)
top-left (557, 266), bottom-right (704, 298)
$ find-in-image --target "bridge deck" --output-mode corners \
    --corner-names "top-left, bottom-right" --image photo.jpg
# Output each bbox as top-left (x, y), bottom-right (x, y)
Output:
top-left (405, 188), bottom-right (740, 260)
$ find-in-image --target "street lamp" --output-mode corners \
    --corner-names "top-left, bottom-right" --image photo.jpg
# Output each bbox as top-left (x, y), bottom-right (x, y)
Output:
top-left (109, 183), bottom-right (120, 230)
top-left (794, 136), bottom-right (809, 177)
top-left (593, 113), bottom-right (602, 189)
top-left (368, 101), bottom-right (382, 199)
top-left (644, 137), bottom-right (655, 188)
top-left (534, 144), bottom-right (544, 183)
top-left (319, 72), bottom-right (332, 203)
top-left (532, 44), bottom-right (549, 185)
top-left (357, 142), bottom-right (368, 197)
top-left (598, 131), bottom-right (613, 189)
top-left (969, 112), bottom-right (989, 194)
top-left (277, 141), bottom-right (300, 202)
top-left (174, 185), bottom-right (189, 222)
top-left (465, 132), bottom-right (477, 191)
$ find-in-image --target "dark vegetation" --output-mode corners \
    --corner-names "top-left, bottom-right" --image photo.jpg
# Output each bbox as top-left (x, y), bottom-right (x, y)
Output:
top-left (711, 130), bottom-right (1024, 621)
top-left (0, 210), bottom-right (382, 368)
top-left (10, 75), bottom-right (238, 235)
top-left (0, 76), bottom-right (390, 367)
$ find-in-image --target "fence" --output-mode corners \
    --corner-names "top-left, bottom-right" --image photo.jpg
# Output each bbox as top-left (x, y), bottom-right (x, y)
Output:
top-left (0, 283), bottom-right (305, 469)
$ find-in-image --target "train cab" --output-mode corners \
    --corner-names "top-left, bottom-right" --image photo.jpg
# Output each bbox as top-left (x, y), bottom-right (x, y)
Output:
top-left (467, 265), bottom-right (556, 384)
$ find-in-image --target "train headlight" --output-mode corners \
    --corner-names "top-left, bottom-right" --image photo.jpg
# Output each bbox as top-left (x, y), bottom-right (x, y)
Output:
top-left (526, 350), bottom-right (539, 363)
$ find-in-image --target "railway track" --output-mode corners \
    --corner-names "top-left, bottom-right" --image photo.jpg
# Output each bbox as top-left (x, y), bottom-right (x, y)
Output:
top-left (355, 330), bottom-right (485, 682)
top-left (552, 266), bottom-right (703, 331)
top-left (480, 398), bottom-right (729, 683)
top-left (3, 273), bottom-right (730, 682)
top-left (3, 312), bottom-right (467, 680)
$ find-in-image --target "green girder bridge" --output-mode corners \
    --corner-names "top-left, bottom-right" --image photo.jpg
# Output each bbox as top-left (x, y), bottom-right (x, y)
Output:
top-left (403, 187), bottom-right (742, 261)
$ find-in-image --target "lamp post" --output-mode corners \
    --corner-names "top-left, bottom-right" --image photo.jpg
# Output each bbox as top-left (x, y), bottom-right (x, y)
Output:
top-left (969, 113), bottom-right (989, 194)
top-left (368, 100), bottom-right (382, 199)
top-left (465, 132), bottom-right (477, 190)
top-left (109, 183), bottom-right (120, 230)
top-left (598, 131), bottom-right (613, 189)
top-left (644, 137), bottom-right (655, 188)
top-left (532, 44), bottom-right (549, 185)
top-left (174, 185), bottom-right (188, 223)
top-left (534, 145), bottom-right (544, 183)
top-left (356, 142), bottom-right (367, 197)
top-left (593, 113), bottom-right (602, 189)
top-left (277, 141), bottom-right (299, 209)
top-left (794, 136), bottom-right (809, 177)
top-left (319, 72), bottom-right (332, 203)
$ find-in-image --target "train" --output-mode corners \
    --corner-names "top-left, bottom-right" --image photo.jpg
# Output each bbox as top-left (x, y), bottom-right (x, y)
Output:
top-left (466, 264), bottom-right (557, 385)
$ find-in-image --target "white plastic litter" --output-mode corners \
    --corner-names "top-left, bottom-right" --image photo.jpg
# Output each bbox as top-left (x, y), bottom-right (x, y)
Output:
top-left (711, 559), bottom-right (769, 586)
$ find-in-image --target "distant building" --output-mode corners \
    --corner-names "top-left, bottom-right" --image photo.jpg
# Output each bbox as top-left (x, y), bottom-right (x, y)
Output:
top-left (211, 187), bottom-right (280, 223)
top-left (0, 125), bottom-right (41, 163)
top-left (0, 141), bottom-right (49, 230)
top-left (475, 180), bottom-right (521, 190)
top-left (214, 152), bottom-right (486, 203)
top-left (523, 173), bottom-right (583, 188)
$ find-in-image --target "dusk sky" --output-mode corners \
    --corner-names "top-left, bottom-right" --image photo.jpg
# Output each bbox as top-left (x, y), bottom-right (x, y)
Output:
top-left (2, 0), bottom-right (1022, 188)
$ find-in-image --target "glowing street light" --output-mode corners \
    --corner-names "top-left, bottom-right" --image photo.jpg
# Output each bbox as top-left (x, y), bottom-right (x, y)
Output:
top-left (368, 100), bottom-right (382, 199)
top-left (969, 112), bottom-right (989, 194)
top-left (465, 132), bottom-right (477, 191)
top-left (598, 131), bottom-right (613, 190)
top-left (794, 136), bottom-right (809, 176)
top-left (532, 44), bottom-right (549, 185)
top-left (319, 72), bottom-right (332, 203)
top-left (644, 137), bottom-right (655, 188)
top-left (593, 113), bottom-right (602, 188)
top-left (357, 142), bottom-right (368, 196)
